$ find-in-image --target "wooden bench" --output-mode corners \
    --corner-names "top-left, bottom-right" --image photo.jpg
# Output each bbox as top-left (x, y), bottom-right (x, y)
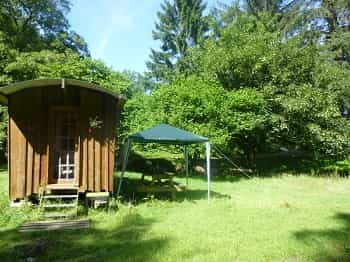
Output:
top-left (136, 180), bottom-right (185, 200)
top-left (142, 172), bottom-right (175, 183)
top-left (85, 192), bottom-right (110, 210)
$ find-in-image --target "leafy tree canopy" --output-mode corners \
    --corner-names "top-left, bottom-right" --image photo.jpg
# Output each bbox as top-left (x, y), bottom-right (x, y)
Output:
top-left (126, 10), bottom-right (350, 165)
top-left (0, 0), bottom-right (89, 56)
top-left (2, 49), bottom-right (132, 95)
top-left (147, 0), bottom-right (208, 82)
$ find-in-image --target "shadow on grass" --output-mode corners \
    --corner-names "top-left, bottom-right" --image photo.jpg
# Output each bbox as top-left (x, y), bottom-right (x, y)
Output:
top-left (0, 165), bottom-right (8, 173)
top-left (0, 213), bottom-right (168, 261)
top-left (255, 152), bottom-right (316, 176)
top-left (178, 172), bottom-right (245, 184)
top-left (174, 189), bottom-right (231, 202)
top-left (118, 177), bottom-right (230, 203)
top-left (295, 212), bottom-right (350, 261)
top-left (120, 150), bottom-right (345, 186)
top-left (123, 150), bottom-right (249, 182)
top-left (178, 152), bottom-right (316, 179)
top-left (206, 152), bottom-right (336, 178)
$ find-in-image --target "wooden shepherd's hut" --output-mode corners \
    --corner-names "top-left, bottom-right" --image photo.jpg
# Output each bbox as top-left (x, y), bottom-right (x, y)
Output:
top-left (0, 79), bottom-right (125, 201)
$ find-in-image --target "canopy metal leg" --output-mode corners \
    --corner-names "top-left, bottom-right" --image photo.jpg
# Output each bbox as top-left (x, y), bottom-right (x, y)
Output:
top-left (184, 145), bottom-right (189, 187)
top-left (205, 142), bottom-right (211, 202)
top-left (116, 139), bottom-right (131, 198)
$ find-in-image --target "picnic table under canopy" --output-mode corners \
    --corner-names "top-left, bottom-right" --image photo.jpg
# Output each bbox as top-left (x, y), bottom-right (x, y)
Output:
top-left (117, 124), bottom-right (211, 201)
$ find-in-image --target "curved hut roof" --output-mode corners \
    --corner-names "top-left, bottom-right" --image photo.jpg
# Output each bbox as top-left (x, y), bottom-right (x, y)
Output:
top-left (0, 79), bottom-right (125, 105)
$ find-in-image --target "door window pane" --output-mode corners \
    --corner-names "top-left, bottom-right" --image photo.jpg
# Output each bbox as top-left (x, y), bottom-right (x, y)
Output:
top-left (53, 111), bottom-right (77, 181)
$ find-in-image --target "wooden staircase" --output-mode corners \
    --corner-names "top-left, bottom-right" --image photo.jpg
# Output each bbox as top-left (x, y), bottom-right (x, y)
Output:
top-left (39, 185), bottom-right (79, 219)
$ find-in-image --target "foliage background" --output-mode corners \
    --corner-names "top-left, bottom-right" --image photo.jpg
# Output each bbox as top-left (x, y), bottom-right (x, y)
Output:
top-left (1, 0), bottom-right (350, 169)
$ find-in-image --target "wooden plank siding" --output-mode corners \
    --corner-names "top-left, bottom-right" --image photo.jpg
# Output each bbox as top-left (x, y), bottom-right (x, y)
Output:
top-left (7, 101), bottom-right (11, 199)
top-left (100, 95), bottom-right (108, 191)
top-left (9, 92), bottom-right (27, 199)
top-left (8, 84), bottom-right (121, 200)
top-left (79, 89), bottom-right (89, 191)
top-left (94, 94), bottom-right (103, 192)
top-left (107, 96), bottom-right (117, 192)
top-left (40, 87), bottom-right (49, 188)
top-left (32, 88), bottom-right (42, 194)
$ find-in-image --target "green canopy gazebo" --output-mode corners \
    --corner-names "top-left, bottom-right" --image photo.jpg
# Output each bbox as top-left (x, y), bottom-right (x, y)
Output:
top-left (117, 124), bottom-right (211, 201)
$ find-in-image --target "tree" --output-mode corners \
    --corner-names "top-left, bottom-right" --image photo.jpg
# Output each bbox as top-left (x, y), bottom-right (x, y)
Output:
top-left (0, 0), bottom-right (89, 56)
top-left (209, 0), bottom-right (301, 35)
top-left (175, 13), bottom-right (350, 160)
top-left (146, 0), bottom-right (208, 82)
top-left (189, 14), bottom-right (317, 89)
top-left (214, 1), bottom-right (350, 66)
top-left (279, 0), bottom-right (350, 64)
top-left (243, 0), bottom-right (285, 16)
top-left (123, 71), bottom-right (158, 97)
top-left (290, 0), bottom-right (350, 38)
top-left (3, 50), bottom-right (131, 95)
top-left (265, 83), bottom-right (350, 159)
top-left (122, 75), bottom-right (270, 165)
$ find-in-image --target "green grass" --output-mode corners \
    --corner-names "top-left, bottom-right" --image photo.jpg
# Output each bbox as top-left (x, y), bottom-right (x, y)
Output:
top-left (1, 168), bottom-right (350, 261)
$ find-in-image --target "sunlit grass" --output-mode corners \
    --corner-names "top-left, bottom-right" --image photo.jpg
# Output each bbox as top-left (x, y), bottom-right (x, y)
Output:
top-left (1, 168), bottom-right (350, 261)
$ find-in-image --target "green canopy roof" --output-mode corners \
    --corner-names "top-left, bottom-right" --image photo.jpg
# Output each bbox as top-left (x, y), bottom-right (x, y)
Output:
top-left (129, 124), bottom-right (209, 145)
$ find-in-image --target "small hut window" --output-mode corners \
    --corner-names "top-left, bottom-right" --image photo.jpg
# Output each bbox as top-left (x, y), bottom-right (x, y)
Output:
top-left (53, 111), bottom-right (78, 181)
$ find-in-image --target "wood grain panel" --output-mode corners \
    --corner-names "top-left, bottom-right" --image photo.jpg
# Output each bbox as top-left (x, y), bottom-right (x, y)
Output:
top-left (79, 89), bottom-right (87, 190)
top-left (107, 97), bottom-right (116, 192)
top-left (40, 87), bottom-right (49, 187)
top-left (88, 135), bottom-right (94, 190)
top-left (94, 139), bottom-right (101, 191)
top-left (86, 91), bottom-right (96, 191)
top-left (94, 94), bottom-right (103, 191)
top-left (9, 115), bottom-right (16, 199)
top-left (7, 104), bottom-right (11, 198)
top-left (26, 140), bottom-right (33, 196)
top-left (80, 134), bottom-right (88, 190)
top-left (33, 88), bottom-right (42, 194)
top-left (9, 93), bottom-right (27, 199)
top-left (25, 89), bottom-right (35, 196)
top-left (100, 95), bottom-right (108, 191)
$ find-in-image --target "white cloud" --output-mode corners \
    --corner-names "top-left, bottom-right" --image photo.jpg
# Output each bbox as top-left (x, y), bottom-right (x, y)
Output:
top-left (111, 11), bottom-right (133, 30)
top-left (96, 32), bottom-right (111, 58)
top-left (95, 0), bottom-right (134, 58)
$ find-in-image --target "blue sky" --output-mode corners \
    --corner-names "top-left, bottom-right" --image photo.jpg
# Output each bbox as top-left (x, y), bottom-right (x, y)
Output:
top-left (68, 0), bottom-right (232, 73)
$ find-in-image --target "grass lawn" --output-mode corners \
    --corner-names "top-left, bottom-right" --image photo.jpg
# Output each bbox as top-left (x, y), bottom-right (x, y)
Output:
top-left (1, 168), bottom-right (350, 261)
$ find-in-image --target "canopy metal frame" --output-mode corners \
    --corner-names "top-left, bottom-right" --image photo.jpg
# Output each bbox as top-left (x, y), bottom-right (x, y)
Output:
top-left (116, 125), bottom-right (211, 201)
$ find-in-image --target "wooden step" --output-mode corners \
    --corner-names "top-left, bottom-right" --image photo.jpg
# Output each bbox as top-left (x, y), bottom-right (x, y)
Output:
top-left (39, 185), bottom-right (79, 219)
top-left (42, 195), bottom-right (78, 199)
top-left (19, 219), bottom-right (89, 232)
top-left (43, 203), bottom-right (76, 208)
top-left (45, 184), bottom-right (79, 190)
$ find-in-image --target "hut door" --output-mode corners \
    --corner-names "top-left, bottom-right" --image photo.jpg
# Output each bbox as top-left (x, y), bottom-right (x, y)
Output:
top-left (49, 108), bottom-right (79, 184)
